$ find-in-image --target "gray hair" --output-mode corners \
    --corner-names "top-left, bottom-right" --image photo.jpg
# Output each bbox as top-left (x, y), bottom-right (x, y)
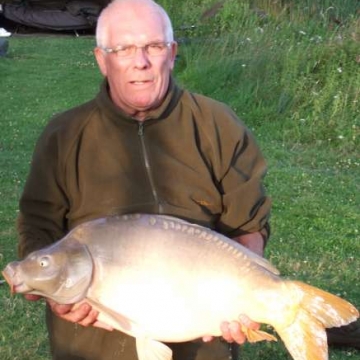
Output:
top-left (96, 0), bottom-right (174, 48)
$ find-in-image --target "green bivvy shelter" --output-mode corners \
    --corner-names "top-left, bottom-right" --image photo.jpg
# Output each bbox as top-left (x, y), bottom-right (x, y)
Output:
top-left (1, 0), bottom-right (111, 32)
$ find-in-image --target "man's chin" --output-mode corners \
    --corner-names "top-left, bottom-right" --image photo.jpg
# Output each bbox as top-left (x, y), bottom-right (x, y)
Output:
top-left (130, 99), bottom-right (161, 112)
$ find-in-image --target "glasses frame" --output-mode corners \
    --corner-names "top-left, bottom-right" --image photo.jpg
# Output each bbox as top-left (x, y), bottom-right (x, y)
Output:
top-left (101, 41), bottom-right (173, 58)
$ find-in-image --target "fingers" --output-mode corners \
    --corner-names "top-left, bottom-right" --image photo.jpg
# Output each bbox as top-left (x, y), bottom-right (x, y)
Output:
top-left (238, 314), bottom-right (260, 330)
top-left (48, 300), bottom-right (99, 327)
top-left (220, 315), bottom-right (261, 344)
top-left (93, 321), bottom-right (114, 331)
top-left (77, 308), bottom-right (99, 327)
top-left (202, 335), bottom-right (214, 342)
top-left (221, 321), bottom-right (246, 344)
top-left (47, 299), bottom-right (74, 315)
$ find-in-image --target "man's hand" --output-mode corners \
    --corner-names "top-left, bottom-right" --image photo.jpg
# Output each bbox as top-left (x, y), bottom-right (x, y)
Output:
top-left (24, 294), bottom-right (42, 301)
top-left (47, 299), bottom-right (100, 327)
top-left (233, 232), bottom-right (264, 257)
top-left (202, 315), bottom-right (260, 344)
top-left (23, 294), bottom-right (113, 331)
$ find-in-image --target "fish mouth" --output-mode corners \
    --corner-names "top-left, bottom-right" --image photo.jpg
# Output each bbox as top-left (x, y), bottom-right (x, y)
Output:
top-left (2, 267), bottom-right (33, 294)
top-left (1, 269), bottom-right (16, 293)
top-left (12, 282), bottom-right (33, 294)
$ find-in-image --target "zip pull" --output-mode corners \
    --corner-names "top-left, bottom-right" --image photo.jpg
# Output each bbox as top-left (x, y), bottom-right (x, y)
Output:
top-left (138, 122), bottom-right (144, 136)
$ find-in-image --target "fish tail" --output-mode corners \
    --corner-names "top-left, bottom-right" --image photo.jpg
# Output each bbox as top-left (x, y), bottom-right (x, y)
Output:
top-left (292, 281), bottom-right (359, 328)
top-left (274, 281), bottom-right (359, 360)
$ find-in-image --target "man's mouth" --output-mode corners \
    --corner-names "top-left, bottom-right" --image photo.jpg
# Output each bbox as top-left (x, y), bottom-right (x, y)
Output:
top-left (130, 79), bottom-right (153, 85)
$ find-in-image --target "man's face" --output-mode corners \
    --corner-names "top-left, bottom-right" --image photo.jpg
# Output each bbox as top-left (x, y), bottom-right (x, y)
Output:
top-left (94, 10), bottom-right (177, 119)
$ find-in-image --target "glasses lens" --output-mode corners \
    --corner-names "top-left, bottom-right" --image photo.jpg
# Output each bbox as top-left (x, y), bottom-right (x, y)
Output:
top-left (146, 42), bottom-right (169, 56)
top-left (116, 45), bottom-right (135, 57)
top-left (109, 42), bottom-right (170, 58)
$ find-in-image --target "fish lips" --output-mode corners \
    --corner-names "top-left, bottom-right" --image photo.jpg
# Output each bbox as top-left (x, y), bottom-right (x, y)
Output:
top-left (2, 263), bottom-right (33, 294)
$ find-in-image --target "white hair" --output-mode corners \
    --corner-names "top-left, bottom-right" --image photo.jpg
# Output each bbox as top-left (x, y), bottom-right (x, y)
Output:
top-left (96, 0), bottom-right (174, 48)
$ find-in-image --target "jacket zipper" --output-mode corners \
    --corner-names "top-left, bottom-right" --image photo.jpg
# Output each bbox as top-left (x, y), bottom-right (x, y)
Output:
top-left (138, 122), bottom-right (163, 213)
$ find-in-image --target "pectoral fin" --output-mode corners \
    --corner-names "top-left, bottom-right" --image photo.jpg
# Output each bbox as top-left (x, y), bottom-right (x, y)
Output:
top-left (85, 297), bottom-right (132, 332)
top-left (136, 338), bottom-right (172, 360)
top-left (241, 325), bottom-right (277, 343)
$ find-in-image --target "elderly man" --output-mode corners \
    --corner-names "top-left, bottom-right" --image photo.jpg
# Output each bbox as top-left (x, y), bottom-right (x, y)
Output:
top-left (18, 0), bottom-right (271, 359)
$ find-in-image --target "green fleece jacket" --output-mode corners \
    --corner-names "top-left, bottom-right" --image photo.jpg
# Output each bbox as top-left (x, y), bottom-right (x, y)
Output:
top-left (18, 79), bottom-right (271, 257)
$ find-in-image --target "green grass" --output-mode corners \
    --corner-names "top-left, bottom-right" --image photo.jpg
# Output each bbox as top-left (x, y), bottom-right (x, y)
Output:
top-left (0, 1), bottom-right (359, 359)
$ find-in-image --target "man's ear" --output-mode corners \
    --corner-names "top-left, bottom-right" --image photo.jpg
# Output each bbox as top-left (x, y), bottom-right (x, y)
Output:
top-left (169, 41), bottom-right (178, 70)
top-left (94, 47), bottom-right (107, 77)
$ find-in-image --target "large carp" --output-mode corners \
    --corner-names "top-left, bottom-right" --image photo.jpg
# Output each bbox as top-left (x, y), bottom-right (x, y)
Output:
top-left (2, 214), bottom-right (359, 360)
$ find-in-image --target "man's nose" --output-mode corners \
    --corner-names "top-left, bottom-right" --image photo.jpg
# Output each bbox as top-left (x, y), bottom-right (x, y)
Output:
top-left (133, 47), bottom-right (150, 67)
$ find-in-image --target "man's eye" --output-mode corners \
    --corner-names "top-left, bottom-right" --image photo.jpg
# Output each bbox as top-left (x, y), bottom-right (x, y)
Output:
top-left (118, 46), bottom-right (133, 54)
top-left (149, 43), bottom-right (163, 49)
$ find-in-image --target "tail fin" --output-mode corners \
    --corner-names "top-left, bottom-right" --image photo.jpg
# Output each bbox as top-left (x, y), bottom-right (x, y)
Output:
top-left (275, 281), bottom-right (359, 360)
top-left (292, 281), bottom-right (359, 328)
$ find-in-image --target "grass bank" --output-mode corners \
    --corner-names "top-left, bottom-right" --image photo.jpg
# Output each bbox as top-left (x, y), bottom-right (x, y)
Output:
top-left (0, 1), bottom-right (359, 359)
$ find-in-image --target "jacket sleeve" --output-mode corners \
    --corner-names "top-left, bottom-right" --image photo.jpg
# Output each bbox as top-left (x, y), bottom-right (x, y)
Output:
top-left (209, 106), bottom-right (271, 243)
top-left (17, 124), bottom-right (69, 258)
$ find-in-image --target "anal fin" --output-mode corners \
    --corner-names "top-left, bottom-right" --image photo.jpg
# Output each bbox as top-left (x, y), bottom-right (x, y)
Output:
top-left (241, 325), bottom-right (277, 343)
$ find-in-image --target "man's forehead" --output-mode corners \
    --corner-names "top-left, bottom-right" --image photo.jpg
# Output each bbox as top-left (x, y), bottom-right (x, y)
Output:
top-left (108, 12), bottom-right (166, 44)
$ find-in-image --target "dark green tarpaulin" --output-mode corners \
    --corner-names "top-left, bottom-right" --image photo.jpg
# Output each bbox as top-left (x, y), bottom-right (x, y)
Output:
top-left (1, 1), bottom-right (110, 31)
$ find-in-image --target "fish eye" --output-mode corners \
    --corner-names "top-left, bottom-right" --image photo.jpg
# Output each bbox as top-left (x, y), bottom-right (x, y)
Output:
top-left (39, 256), bottom-right (50, 267)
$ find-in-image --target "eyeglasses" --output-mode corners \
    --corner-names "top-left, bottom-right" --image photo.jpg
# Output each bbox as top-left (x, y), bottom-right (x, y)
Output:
top-left (101, 42), bottom-right (172, 58)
